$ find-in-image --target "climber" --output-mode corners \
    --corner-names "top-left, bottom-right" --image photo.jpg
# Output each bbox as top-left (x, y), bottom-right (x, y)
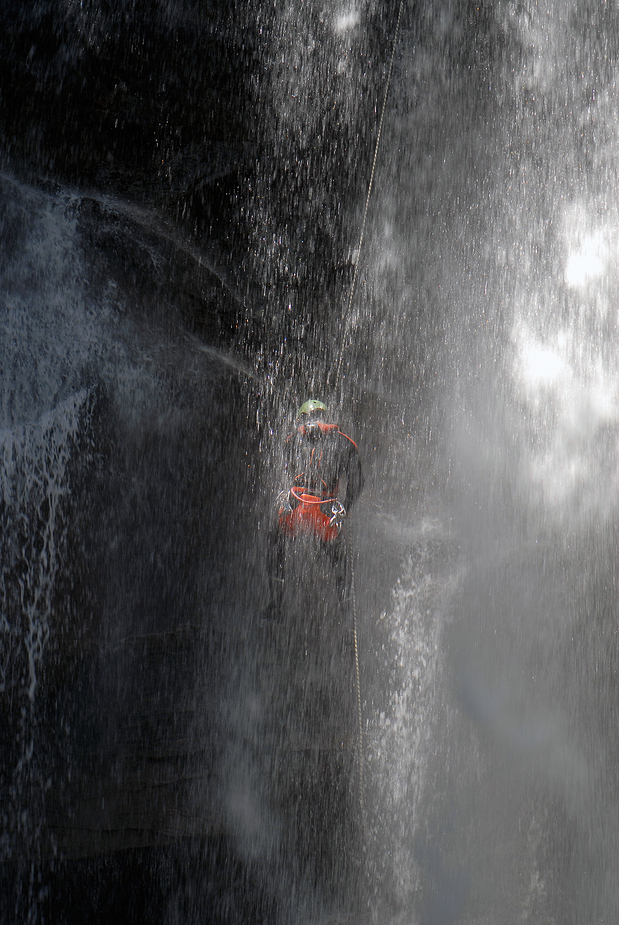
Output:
top-left (264, 398), bottom-right (364, 621)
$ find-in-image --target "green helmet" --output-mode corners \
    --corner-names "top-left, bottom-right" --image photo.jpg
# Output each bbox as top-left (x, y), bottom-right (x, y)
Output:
top-left (298, 399), bottom-right (328, 417)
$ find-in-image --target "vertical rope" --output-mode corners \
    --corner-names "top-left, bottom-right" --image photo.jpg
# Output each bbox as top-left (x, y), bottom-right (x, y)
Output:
top-left (334, 0), bottom-right (406, 391)
top-left (333, 0), bottom-right (406, 849)
top-left (348, 523), bottom-right (366, 835)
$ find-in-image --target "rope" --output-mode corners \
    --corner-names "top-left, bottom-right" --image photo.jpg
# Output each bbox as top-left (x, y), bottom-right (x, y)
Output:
top-left (334, 0), bottom-right (406, 390)
top-left (348, 523), bottom-right (366, 835)
top-left (334, 0), bottom-right (406, 845)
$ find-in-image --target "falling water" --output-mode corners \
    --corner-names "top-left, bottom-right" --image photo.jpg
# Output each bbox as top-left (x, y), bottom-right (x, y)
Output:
top-left (350, 0), bottom-right (619, 921)
top-left (0, 174), bottom-right (262, 921)
top-left (4, 0), bottom-right (619, 922)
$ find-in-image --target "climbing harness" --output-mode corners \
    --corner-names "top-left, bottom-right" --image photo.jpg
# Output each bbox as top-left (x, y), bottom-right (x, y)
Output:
top-left (334, 0), bottom-right (406, 390)
top-left (277, 478), bottom-right (347, 542)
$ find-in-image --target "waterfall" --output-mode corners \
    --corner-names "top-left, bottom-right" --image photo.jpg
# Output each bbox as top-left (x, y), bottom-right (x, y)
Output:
top-left (4, 0), bottom-right (619, 922)
top-left (351, 0), bottom-right (619, 920)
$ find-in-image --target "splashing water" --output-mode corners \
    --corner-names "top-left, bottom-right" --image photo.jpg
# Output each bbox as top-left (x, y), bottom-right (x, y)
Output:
top-left (344, 0), bottom-right (619, 919)
top-left (0, 176), bottom-right (175, 908)
top-left (365, 529), bottom-right (457, 915)
top-left (1, 392), bottom-right (90, 704)
top-left (6, 0), bottom-right (619, 920)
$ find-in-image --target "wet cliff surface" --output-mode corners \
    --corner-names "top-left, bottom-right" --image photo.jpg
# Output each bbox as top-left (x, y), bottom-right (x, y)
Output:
top-left (0, 3), bottom-right (388, 921)
top-left (5, 1), bottom-right (619, 923)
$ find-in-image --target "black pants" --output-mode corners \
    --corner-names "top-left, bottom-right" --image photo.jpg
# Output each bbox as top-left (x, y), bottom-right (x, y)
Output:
top-left (267, 526), bottom-right (352, 611)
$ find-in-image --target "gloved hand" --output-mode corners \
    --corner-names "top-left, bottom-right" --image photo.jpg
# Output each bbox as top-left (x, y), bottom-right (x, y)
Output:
top-left (329, 500), bottom-right (346, 529)
top-left (276, 489), bottom-right (292, 514)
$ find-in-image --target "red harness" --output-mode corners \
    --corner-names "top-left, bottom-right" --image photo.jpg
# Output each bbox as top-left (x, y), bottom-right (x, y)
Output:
top-left (296, 421), bottom-right (339, 438)
top-left (277, 476), bottom-right (342, 542)
top-left (277, 421), bottom-right (355, 542)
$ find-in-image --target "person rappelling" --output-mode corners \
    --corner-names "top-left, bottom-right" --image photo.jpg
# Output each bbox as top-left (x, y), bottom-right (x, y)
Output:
top-left (257, 0), bottom-right (404, 859)
top-left (263, 398), bottom-right (364, 622)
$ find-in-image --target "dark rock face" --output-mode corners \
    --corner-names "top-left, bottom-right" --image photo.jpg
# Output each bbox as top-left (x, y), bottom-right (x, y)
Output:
top-left (0, 2), bottom-right (531, 922)
top-left (0, 1), bottom-right (400, 380)
top-left (0, 173), bottom-right (275, 921)
top-left (0, 1), bottom-right (258, 316)
top-left (0, 3), bottom-right (251, 191)
top-left (0, 2), bottom-right (390, 915)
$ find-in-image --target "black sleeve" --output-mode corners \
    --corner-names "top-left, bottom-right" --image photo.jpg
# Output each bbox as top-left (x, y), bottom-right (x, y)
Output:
top-left (282, 431), bottom-right (296, 475)
top-left (343, 437), bottom-right (364, 510)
